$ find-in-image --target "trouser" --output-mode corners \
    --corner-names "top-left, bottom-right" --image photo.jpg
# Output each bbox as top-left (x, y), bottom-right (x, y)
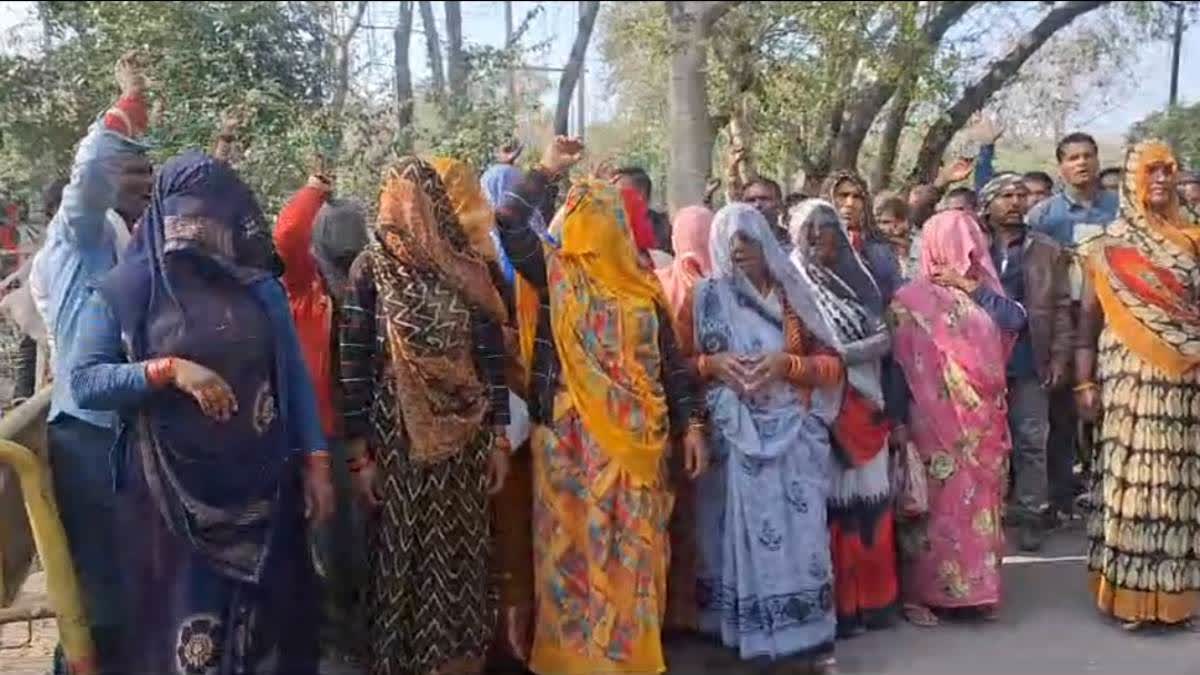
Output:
top-left (1047, 384), bottom-right (1079, 512)
top-left (47, 416), bottom-right (123, 675)
top-left (1007, 378), bottom-right (1050, 527)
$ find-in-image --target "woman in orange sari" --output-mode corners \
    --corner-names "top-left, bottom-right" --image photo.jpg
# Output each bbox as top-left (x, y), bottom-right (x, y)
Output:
top-left (1076, 140), bottom-right (1200, 630)
top-left (653, 205), bottom-right (714, 632)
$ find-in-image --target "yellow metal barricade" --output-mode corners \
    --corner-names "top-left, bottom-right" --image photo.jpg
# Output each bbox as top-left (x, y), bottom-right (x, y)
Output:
top-left (0, 388), bottom-right (96, 675)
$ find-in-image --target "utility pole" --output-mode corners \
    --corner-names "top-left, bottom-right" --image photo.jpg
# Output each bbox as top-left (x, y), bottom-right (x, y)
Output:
top-left (1169, 1), bottom-right (1184, 108)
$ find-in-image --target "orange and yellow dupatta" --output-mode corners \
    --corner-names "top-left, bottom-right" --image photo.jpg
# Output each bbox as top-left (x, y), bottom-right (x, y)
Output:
top-left (1085, 140), bottom-right (1200, 377)
top-left (546, 181), bottom-right (670, 485)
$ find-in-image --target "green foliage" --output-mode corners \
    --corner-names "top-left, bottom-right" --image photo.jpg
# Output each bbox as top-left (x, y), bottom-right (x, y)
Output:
top-left (0, 1), bottom-right (533, 216)
top-left (0, 1), bottom-right (328, 210)
top-left (1131, 104), bottom-right (1200, 169)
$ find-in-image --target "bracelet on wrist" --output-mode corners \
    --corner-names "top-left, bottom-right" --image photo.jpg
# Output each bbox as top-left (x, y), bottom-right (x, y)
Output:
top-left (145, 357), bottom-right (177, 389)
top-left (1073, 381), bottom-right (1099, 393)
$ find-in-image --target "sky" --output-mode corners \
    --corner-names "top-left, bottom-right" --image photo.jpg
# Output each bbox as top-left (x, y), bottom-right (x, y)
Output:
top-left (2, 1), bottom-right (1197, 138)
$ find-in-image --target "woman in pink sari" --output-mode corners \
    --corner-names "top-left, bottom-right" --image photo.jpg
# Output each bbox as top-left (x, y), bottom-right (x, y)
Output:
top-left (654, 205), bottom-right (713, 632)
top-left (889, 210), bottom-right (1024, 626)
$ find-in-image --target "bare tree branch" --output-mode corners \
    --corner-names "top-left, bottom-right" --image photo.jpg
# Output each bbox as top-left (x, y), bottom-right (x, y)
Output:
top-left (908, 0), bottom-right (1106, 183)
top-left (394, 1), bottom-right (415, 135)
top-left (445, 1), bottom-right (466, 102)
top-left (332, 0), bottom-right (369, 113)
top-left (828, 0), bottom-right (976, 170)
top-left (554, 1), bottom-right (601, 136)
top-left (418, 0), bottom-right (445, 99)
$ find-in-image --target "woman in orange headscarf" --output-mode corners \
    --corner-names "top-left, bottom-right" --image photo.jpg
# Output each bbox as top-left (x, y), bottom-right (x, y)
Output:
top-left (339, 156), bottom-right (512, 675)
top-left (1076, 140), bottom-right (1200, 630)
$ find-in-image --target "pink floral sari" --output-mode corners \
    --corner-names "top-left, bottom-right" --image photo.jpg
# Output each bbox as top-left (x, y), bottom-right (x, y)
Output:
top-left (890, 211), bottom-right (1013, 609)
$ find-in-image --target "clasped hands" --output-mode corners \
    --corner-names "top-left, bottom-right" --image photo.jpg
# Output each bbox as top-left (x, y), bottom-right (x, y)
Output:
top-left (706, 352), bottom-right (791, 396)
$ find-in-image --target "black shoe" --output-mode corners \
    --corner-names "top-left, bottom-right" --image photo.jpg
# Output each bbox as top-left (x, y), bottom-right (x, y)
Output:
top-left (1018, 524), bottom-right (1045, 552)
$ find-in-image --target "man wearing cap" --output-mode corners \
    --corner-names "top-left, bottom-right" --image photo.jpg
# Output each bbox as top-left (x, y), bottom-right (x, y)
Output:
top-left (981, 173), bottom-right (1074, 552)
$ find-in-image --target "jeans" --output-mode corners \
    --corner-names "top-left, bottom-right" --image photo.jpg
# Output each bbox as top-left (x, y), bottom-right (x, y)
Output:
top-left (1007, 378), bottom-right (1050, 526)
top-left (47, 416), bottom-right (123, 674)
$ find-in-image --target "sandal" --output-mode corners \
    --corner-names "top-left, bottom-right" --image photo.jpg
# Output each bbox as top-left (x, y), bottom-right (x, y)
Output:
top-left (1121, 620), bottom-right (1145, 632)
top-left (979, 606), bottom-right (1000, 622)
top-left (903, 603), bottom-right (939, 627)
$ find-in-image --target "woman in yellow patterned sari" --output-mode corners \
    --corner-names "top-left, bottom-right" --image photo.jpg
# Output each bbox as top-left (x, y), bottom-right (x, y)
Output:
top-left (493, 137), bottom-right (707, 674)
top-left (1076, 140), bottom-right (1200, 630)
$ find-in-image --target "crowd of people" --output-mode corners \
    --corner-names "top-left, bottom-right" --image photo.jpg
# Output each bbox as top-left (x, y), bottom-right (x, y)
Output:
top-left (4, 52), bottom-right (1200, 675)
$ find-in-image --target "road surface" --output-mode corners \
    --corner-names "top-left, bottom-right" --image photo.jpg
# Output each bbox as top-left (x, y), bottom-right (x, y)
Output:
top-left (2, 524), bottom-right (1195, 674)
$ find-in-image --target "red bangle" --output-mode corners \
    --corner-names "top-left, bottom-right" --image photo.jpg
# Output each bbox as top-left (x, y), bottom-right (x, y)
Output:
top-left (145, 357), bottom-right (176, 389)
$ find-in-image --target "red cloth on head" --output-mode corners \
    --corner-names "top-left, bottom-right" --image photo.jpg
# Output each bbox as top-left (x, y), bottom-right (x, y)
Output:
top-left (619, 187), bottom-right (657, 251)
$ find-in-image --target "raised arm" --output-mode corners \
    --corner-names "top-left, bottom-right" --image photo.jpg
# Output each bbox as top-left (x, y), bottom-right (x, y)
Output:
top-left (494, 169), bottom-right (554, 289)
top-left (58, 52), bottom-right (152, 248)
top-left (274, 177), bottom-right (330, 296)
top-left (494, 136), bottom-right (585, 289)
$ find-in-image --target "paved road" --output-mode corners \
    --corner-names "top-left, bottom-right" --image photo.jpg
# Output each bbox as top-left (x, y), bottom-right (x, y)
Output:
top-left (660, 524), bottom-right (1197, 675)
top-left (4, 525), bottom-right (1195, 674)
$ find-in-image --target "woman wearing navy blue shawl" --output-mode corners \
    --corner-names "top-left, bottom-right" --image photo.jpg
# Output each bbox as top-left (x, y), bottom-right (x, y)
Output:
top-left (69, 150), bottom-right (331, 674)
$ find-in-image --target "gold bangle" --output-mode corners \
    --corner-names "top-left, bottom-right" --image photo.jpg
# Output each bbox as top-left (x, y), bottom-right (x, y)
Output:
top-left (1073, 381), bottom-right (1099, 392)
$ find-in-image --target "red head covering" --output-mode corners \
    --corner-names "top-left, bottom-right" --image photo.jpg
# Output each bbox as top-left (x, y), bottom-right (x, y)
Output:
top-left (619, 187), bottom-right (657, 251)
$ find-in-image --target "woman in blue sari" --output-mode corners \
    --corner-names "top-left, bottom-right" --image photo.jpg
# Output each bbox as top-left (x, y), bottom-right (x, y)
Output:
top-left (694, 203), bottom-right (843, 674)
top-left (69, 150), bottom-right (332, 674)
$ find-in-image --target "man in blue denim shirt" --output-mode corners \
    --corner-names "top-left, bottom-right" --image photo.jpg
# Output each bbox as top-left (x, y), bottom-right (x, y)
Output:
top-left (1026, 133), bottom-right (1119, 247)
top-left (1024, 132), bottom-right (1118, 523)
top-left (28, 54), bottom-right (153, 674)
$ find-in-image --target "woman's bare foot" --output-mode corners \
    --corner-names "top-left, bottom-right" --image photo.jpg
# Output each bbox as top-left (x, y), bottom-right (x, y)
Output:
top-left (903, 603), bottom-right (939, 627)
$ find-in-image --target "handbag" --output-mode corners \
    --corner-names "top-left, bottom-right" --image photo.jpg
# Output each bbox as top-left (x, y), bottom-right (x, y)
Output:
top-left (891, 441), bottom-right (928, 519)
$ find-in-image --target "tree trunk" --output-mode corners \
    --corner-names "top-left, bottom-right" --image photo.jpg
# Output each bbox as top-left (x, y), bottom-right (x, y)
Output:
top-left (418, 0), bottom-right (445, 100)
top-left (829, 0), bottom-right (976, 172)
top-left (666, 1), bottom-right (739, 212)
top-left (331, 0), bottom-right (369, 114)
top-left (908, 0), bottom-right (1105, 183)
top-left (728, 96), bottom-right (757, 192)
top-left (554, 1), bottom-right (601, 136)
top-left (445, 1), bottom-right (467, 102)
top-left (869, 79), bottom-right (914, 191)
top-left (394, 1), bottom-right (415, 135)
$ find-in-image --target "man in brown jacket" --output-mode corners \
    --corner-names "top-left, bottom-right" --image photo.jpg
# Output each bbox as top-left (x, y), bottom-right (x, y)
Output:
top-left (980, 173), bottom-right (1074, 552)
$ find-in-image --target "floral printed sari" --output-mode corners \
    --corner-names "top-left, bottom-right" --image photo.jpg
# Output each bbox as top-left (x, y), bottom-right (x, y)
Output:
top-left (890, 211), bottom-right (1013, 609)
